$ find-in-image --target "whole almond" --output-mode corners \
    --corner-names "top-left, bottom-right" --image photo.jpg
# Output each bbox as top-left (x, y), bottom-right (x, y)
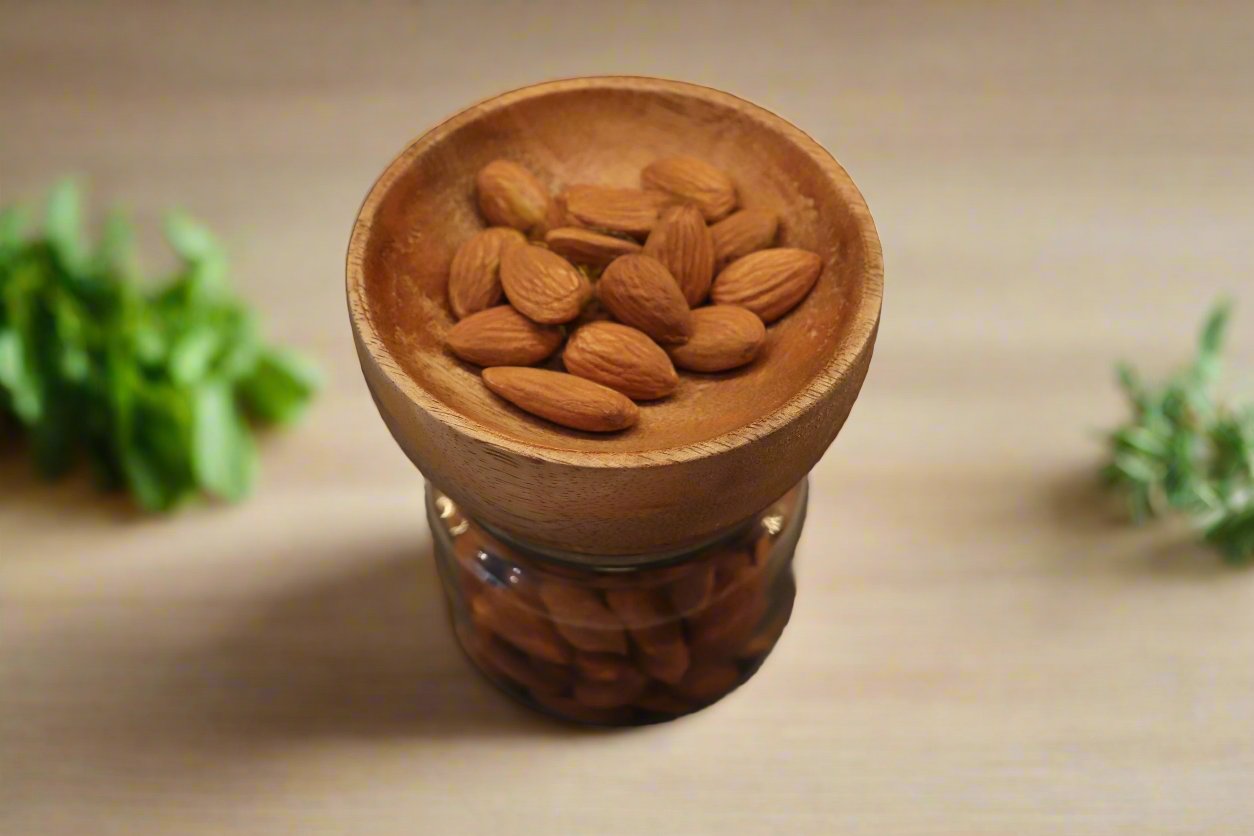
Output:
top-left (671, 661), bottom-right (741, 703)
top-left (710, 248), bottom-right (822, 323)
top-left (564, 322), bottom-right (678, 401)
top-left (575, 651), bottom-right (636, 682)
top-left (667, 305), bottom-right (766, 373)
top-left (469, 589), bottom-right (572, 665)
top-left (687, 580), bottom-right (767, 656)
top-left (482, 367), bottom-right (638, 432)
top-left (710, 208), bottom-right (778, 265)
top-left (538, 582), bottom-right (628, 655)
top-left (604, 587), bottom-right (689, 685)
top-left (545, 227), bottom-right (642, 268)
top-left (500, 244), bottom-right (591, 324)
top-left (470, 634), bottom-right (568, 699)
top-left (446, 305), bottom-right (563, 367)
top-left (666, 562), bottom-right (716, 614)
top-left (475, 160), bottom-right (553, 233)
top-left (643, 204), bottom-right (715, 306)
top-left (641, 155), bottom-right (737, 221)
top-left (573, 666), bottom-right (649, 709)
top-left (597, 254), bottom-right (692, 346)
top-left (447, 227), bottom-right (526, 319)
top-left (561, 185), bottom-right (670, 237)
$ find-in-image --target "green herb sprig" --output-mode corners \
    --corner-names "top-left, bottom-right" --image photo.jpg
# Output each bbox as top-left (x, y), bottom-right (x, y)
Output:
top-left (1102, 300), bottom-right (1254, 563)
top-left (0, 181), bottom-right (319, 511)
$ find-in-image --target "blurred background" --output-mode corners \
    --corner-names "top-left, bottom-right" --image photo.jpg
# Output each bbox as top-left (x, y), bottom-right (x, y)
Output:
top-left (3, 2), bottom-right (1252, 834)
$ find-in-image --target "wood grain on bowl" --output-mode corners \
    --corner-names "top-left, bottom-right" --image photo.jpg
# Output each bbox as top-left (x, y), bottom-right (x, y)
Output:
top-left (346, 77), bottom-right (882, 554)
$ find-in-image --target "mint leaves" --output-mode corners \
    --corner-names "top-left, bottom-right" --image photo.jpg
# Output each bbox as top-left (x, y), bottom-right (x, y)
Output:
top-left (1103, 301), bottom-right (1254, 564)
top-left (0, 181), bottom-right (319, 511)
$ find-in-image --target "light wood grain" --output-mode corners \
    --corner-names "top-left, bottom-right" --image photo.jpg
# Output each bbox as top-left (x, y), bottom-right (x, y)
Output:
top-left (3, 1), bottom-right (1254, 834)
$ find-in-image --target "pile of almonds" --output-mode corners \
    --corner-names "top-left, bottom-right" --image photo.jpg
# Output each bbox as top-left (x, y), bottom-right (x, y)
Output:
top-left (443, 155), bottom-right (823, 432)
top-left (437, 484), bottom-right (800, 724)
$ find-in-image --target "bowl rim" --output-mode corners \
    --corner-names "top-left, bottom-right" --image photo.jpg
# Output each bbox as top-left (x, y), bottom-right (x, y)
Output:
top-left (346, 75), bottom-right (883, 470)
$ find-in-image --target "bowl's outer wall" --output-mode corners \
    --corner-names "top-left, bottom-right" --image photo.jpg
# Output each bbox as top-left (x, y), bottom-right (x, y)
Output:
top-left (355, 317), bottom-right (875, 556)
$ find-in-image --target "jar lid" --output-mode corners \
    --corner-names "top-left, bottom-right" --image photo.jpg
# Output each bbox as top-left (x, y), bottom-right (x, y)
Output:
top-left (347, 77), bottom-right (882, 555)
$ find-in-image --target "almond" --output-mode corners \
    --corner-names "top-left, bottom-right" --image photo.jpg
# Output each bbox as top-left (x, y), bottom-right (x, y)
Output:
top-left (710, 248), bottom-right (822, 323)
top-left (573, 666), bottom-right (649, 709)
top-left (544, 227), bottom-right (642, 268)
top-left (666, 305), bottom-right (766, 373)
top-left (475, 160), bottom-right (553, 233)
top-left (597, 254), bottom-right (692, 346)
top-left (575, 651), bottom-right (637, 682)
top-left (561, 185), bottom-right (670, 237)
top-left (447, 227), bottom-right (526, 319)
top-left (665, 562), bottom-right (716, 615)
top-left (687, 581), bottom-right (767, 656)
top-left (604, 587), bottom-right (689, 685)
top-left (563, 322), bottom-right (678, 401)
top-left (634, 635), bottom-right (689, 685)
top-left (538, 581), bottom-right (628, 655)
top-left (482, 367), bottom-right (638, 432)
top-left (641, 155), bottom-right (736, 221)
top-left (470, 634), bottom-right (568, 698)
top-left (671, 661), bottom-right (741, 703)
top-left (446, 305), bottom-right (563, 367)
top-left (710, 208), bottom-right (778, 265)
top-left (500, 244), bottom-right (591, 324)
top-left (643, 204), bottom-right (715, 306)
top-left (469, 589), bottom-right (573, 665)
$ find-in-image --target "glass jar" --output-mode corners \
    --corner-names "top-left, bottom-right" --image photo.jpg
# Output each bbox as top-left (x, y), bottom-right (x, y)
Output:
top-left (427, 480), bottom-right (807, 725)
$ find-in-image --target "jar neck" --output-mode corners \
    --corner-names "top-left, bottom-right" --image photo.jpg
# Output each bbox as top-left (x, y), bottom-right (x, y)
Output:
top-left (430, 479), bottom-right (809, 572)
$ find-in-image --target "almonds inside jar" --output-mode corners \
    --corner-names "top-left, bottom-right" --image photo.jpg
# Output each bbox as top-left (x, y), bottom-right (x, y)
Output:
top-left (428, 482), bottom-right (804, 725)
top-left (440, 156), bottom-right (823, 433)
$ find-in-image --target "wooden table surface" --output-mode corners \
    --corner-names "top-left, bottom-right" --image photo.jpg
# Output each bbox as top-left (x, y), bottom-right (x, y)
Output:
top-left (3, 2), bottom-right (1253, 833)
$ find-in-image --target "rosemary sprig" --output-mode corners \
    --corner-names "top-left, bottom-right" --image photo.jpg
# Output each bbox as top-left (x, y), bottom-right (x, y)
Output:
top-left (1102, 300), bottom-right (1254, 564)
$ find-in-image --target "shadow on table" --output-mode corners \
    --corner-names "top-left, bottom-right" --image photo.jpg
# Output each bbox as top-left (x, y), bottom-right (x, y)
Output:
top-left (1, 433), bottom-right (594, 741)
top-left (0, 436), bottom-right (141, 524)
top-left (1043, 463), bottom-right (1129, 533)
top-left (187, 537), bottom-right (595, 741)
top-left (1044, 464), bottom-right (1230, 577)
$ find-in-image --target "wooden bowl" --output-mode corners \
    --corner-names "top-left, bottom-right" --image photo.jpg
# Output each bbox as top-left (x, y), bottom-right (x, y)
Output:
top-left (347, 77), bottom-right (883, 556)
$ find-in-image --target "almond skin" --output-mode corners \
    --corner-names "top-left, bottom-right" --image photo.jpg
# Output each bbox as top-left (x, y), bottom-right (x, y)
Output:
top-left (447, 227), bottom-right (526, 319)
top-left (564, 322), bottom-right (678, 401)
top-left (475, 160), bottom-right (553, 233)
top-left (500, 244), bottom-right (591, 324)
top-left (710, 248), bottom-right (822, 323)
top-left (641, 156), bottom-right (737, 221)
top-left (643, 204), bottom-right (715, 306)
top-left (573, 666), bottom-right (650, 709)
top-left (482, 367), bottom-right (638, 432)
top-left (710, 208), bottom-right (778, 265)
top-left (469, 634), bottom-right (568, 699)
top-left (545, 227), bottom-right (642, 268)
top-left (597, 254), bottom-right (693, 346)
top-left (469, 588), bottom-right (572, 665)
top-left (446, 305), bottom-right (563, 367)
top-left (604, 587), bottom-right (689, 685)
top-left (538, 582), bottom-right (628, 655)
top-left (666, 305), bottom-right (766, 373)
top-left (561, 185), bottom-right (670, 237)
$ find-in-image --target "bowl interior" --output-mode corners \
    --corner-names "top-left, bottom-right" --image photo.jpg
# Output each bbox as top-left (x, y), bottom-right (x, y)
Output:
top-left (353, 79), bottom-right (879, 455)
